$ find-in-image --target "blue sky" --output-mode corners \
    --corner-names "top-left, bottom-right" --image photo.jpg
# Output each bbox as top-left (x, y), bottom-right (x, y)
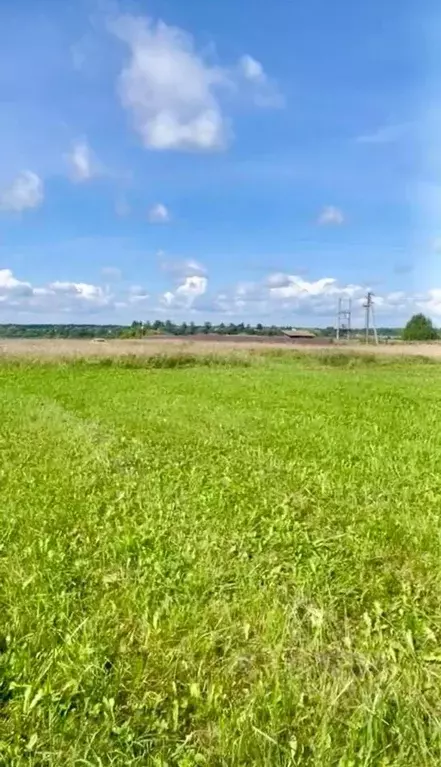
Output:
top-left (0, 0), bottom-right (439, 325)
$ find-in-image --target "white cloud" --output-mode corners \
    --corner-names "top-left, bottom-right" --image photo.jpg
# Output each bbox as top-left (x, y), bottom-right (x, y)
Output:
top-left (162, 275), bottom-right (208, 308)
top-left (265, 272), bottom-right (292, 289)
top-left (317, 206), bottom-right (345, 226)
top-left (0, 269), bottom-right (33, 296)
top-left (67, 140), bottom-right (98, 182)
top-left (3, 265), bottom-right (440, 324)
top-left (176, 275), bottom-right (208, 299)
top-left (222, 273), bottom-right (441, 323)
top-left (269, 276), bottom-right (345, 300)
top-left (111, 15), bottom-right (283, 151)
top-left (0, 171), bottom-right (44, 213)
top-left (237, 55), bottom-right (284, 108)
top-left (209, 273), bottom-right (368, 320)
top-left (112, 15), bottom-right (229, 151)
top-left (0, 269), bottom-right (113, 315)
top-left (47, 281), bottom-right (107, 301)
top-left (238, 54), bottom-right (265, 82)
top-left (148, 203), bottom-right (170, 223)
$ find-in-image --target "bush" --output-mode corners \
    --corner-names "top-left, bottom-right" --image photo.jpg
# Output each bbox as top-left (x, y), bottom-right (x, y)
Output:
top-left (402, 313), bottom-right (438, 341)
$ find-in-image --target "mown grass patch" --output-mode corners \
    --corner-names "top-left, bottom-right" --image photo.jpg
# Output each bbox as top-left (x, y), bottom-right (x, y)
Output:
top-left (1, 356), bottom-right (441, 765)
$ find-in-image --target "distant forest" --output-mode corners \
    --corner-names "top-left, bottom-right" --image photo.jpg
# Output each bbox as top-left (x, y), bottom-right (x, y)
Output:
top-left (0, 321), bottom-right (402, 339)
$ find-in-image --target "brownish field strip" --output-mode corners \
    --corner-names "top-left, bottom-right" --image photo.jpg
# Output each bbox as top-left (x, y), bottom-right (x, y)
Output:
top-left (2, 337), bottom-right (441, 359)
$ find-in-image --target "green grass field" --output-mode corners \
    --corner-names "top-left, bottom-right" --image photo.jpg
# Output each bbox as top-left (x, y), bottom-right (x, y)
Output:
top-left (2, 353), bottom-right (441, 765)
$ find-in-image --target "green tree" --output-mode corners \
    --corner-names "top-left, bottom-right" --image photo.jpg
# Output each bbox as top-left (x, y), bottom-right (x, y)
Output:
top-left (402, 313), bottom-right (438, 341)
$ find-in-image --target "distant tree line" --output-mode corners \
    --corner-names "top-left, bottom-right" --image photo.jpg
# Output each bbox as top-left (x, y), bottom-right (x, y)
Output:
top-left (120, 320), bottom-right (288, 337)
top-left (0, 320), bottom-right (407, 339)
top-left (0, 324), bottom-right (125, 339)
top-left (119, 321), bottom-right (406, 339)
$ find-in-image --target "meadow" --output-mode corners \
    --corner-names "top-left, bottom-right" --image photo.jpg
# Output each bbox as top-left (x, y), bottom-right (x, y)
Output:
top-left (1, 351), bottom-right (441, 765)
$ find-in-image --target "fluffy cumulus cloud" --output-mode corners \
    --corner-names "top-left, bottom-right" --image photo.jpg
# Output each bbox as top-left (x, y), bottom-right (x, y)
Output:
top-left (3, 265), bottom-right (441, 323)
top-left (317, 206), bottom-right (345, 226)
top-left (0, 269), bottom-right (113, 315)
top-left (162, 275), bottom-right (208, 308)
top-left (67, 140), bottom-right (98, 182)
top-left (0, 265), bottom-right (207, 318)
top-left (156, 267), bottom-right (427, 321)
top-left (48, 281), bottom-right (106, 300)
top-left (112, 15), bottom-right (229, 151)
top-left (0, 269), bottom-right (33, 296)
top-left (111, 14), bottom-right (282, 151)
top-left (148, 203), bottom-right (170, 223)
top-left (268, 275), bottom-right (351, 301)
top-left (230, 274), bottom-right (355, 316)
top-left (0, 171), bottom-right (44, 213)
top-left (209, 272), bottom-right (441, 322)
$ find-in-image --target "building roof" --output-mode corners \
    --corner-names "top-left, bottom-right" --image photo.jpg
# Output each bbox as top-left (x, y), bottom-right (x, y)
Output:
top-left (282, 329), bottom-right (316, 339)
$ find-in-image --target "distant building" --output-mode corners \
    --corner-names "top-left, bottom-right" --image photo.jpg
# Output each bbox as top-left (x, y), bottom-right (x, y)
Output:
top-left (282, 329), bottom-right (316, 340)
top-left (282, 329), bottom-right (333, 345)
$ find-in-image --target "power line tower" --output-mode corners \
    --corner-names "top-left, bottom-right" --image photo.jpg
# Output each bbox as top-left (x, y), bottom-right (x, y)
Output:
top-left (336, 298), bottom-right (352, 341)
top-left (363, 291), bottom-right (378, 344)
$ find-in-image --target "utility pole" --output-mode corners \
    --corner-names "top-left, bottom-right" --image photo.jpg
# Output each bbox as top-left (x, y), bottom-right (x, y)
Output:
top-left (365, 293), bottom-right (370, 344)
top-left (363, 292), bottom-right (378, 344)
top-left (336, 298), bottom-right (352, 342)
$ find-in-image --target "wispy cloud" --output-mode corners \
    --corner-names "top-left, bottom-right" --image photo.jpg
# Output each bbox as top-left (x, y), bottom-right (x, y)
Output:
top-left (148, 203), bottom-right (171, 223)
top-left (355, 122), bottom-right (411, 145)
top-left (0, 171), bottom-right (44, 213)
top-left (67, 140), bottom-right (99, 182)
top-left (162, 275), bottom-right (208, 308)
top-left (317, 205), bottom-right (345, 226)
top-left (237, 55), bottom-right (284, 108)
top-left (115, 196), bottom-right (131, 217)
